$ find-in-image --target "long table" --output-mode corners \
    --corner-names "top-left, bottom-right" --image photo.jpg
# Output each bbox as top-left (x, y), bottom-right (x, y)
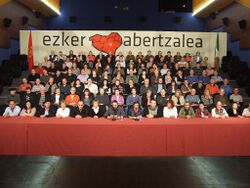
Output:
top-left (0, 117), bottom-right (250, 156)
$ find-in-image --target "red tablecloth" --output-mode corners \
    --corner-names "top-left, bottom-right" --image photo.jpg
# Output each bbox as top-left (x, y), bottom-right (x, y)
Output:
top-left (0, 117), bottom-right (250, 156)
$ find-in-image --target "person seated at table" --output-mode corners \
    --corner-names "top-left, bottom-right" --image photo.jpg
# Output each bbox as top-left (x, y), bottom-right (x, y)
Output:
top-left (71, 100), bottom-right (91, 118)
top-left (36, 87), bottom-right (50, 108)
top-left (81, 88), bottom-right (94, 107)
top-left (111, 88), bottom-right (125, 106)
top-left (178, 101), bottom-right (195, 118)
top-left (156, 89), bottom-right (169, 107)
top-left (20, 101), bottom-right (36, 117)
top-left (211, 101), bottom-right (229, 118)
top-left (142, 90), bottom-right (154, 108)
top-left (36, 100), bottom-right (56, 118)
top-left (171, 89), bottom-right (185, 107)
top-left (242, 103), bottom-right (250, 117)
top-left (227, 102), bottom-right (242, 117)
top-left (201, 89), bottom-right (213, 110)
top-left (163, 99), bottom-right (178, 118)
top-left (144, 99), bottom-right (161, 118)
top-left (105, 100), bottom-right (125, 120)
top-left (65, 87), bottom-right (80, 107)
top-left (185, 88), bottom-right (200, 107)
top-left (195, 102), bottom-right (211, 118)
top-left (128, 101), bottom-right (143, 120)
top-left (214, 88), bottom-right (230, 109)
top-left (95, 88), bottom-right (110, 107)
top-left (3, 100), bottom-right (21, 117)
top-left (56, 100), bottom-right (70, 118)
top-left (90, 100), bottom-right (106, 118)
top-left (229, 87), bottom-right (243, 106)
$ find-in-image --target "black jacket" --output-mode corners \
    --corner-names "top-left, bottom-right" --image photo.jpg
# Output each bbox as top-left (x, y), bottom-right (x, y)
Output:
top-left (70, 106), bottom-right (91, 118)
top-left (89, 105), bottom-right (106, 118)
top-left (36, 106), bottom-right (56, 117)
top-left (51, 93), bottom-right (65, 105)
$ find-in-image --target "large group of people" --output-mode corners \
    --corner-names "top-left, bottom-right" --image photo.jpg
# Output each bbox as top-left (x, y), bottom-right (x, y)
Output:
top-left (2, 50), bottom-right (250, 120)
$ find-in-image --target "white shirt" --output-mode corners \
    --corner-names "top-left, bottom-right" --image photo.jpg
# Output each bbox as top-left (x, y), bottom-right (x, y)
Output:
top-left (115, 61), bottom-right (126, 68)
top-left (3, 106), bottom-right (21, 117)
top-left (242, 108), bottom-right (250, 117)
top-left (93, 107), bottom-right (100, 114)
top-left (85, 83), bottom-right (98, 95)
top-left (160, 68), bottom-right (169, 76)
top-left (163, 106), bottom-right (178, 118)
top-left (56, 107), bottom-right (70, 118)
top-left (211, 108), bottom-right (229, 118)
top-left (55, 94), bottom-right (60, 105)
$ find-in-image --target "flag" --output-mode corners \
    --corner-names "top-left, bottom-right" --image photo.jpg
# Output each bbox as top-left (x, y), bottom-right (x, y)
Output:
top-left (28, 31), bottom-right (34, 71)
top-left (214, 33), bottom-right (220, 72)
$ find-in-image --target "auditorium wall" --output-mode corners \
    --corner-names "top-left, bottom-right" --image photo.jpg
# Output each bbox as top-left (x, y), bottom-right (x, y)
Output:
top-left (0, 1), bottom-right (43, 63)
top-left (45, 0), bottom-right (206, 31)
top-left (208, 2), bottom-right (250, 67)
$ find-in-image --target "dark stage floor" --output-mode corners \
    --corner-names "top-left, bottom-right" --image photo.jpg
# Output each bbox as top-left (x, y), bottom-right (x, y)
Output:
top-left (0, 156), bottom-right (250, 188)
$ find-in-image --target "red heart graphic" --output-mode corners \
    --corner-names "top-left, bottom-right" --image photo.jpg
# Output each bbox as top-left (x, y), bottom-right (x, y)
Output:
top-left (89, 32), bottom-right (122, 55)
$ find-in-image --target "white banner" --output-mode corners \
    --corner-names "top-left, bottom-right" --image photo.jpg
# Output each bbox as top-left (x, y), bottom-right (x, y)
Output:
top-left (20, 30), bottom-right (227, 66)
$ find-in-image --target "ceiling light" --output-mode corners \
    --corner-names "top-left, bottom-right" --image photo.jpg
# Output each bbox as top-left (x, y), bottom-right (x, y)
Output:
top-left (192, 0), bottom-right (215, 16)
top-left (40, 0), bottom-right (61, 15)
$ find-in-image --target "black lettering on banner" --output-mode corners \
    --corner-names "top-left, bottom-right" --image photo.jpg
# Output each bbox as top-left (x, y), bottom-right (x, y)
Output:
top-left (182, 34), bottom-right (185, 47)
top-left (196, 38), bottom-right (202, 48)
top-left (133, 32), bottom-right (141, 46)
top-left (43, 35), bottom-right (51, 46)
top-left (123, 36), bottom-right (131, 46)
top-left (165, 37), bottom-right (171, 47)
top-left (186, 38), bottom-right (194, 47)
top-left (152, 37), bottom-right (158, 47)
top-left (81, 36), bottom-right (85, 46)
top-left (143, 37), bottom-right (150, 46)
top-left (71, 36), bottom-right (79, 46)
top-left (173, 37), bottom-right (180, 47)
top-left (159, 34), bottom-right (163, 47)
top-left (53, 35), bottom-right (60, 46)
top-left (40, 31), bottom-right (203, 48)
top-left (62, 32), bottom-right (69, 46)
